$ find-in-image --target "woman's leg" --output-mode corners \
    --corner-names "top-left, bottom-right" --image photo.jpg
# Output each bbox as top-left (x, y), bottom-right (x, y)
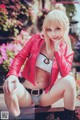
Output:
top-left (63, 75), bottom-right (76, 110)
top-left (4, 82), bottom-right (32, 117)
top-left (39, 75), bottom-right (76, 110)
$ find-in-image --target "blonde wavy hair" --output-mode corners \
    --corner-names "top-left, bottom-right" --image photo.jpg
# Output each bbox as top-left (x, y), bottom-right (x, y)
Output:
top-left (42, 4), bottom-right (71, 54)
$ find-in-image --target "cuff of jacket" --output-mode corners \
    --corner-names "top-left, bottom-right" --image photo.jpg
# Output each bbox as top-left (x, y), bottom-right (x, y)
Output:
top-left (6, 71), bottom-right (18, 78)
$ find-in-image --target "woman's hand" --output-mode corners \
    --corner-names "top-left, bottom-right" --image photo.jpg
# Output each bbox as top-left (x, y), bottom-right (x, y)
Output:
top-left (54, 39), bottom-right (62, 51)
top-left (3, 75), bottom-right (19, 94)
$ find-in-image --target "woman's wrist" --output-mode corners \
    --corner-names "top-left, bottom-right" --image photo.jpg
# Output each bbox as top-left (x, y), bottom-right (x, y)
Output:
top-left (8, 75), bottom-right (19, 81)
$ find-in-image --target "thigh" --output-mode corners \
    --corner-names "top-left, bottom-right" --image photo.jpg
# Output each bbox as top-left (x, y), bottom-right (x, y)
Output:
top-left (13, 82), bottom-right (33, 107)
top-left (39, 75), bottom-right (75, 106)
top-left (39, 77), bottom-right (67, 106)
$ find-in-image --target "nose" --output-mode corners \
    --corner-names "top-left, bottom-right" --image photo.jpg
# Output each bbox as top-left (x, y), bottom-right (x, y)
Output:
top-left (52, 31), bottom-right (55, 37)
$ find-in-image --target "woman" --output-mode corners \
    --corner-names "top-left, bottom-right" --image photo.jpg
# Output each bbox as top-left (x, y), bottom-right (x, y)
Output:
top-left (3, 4), bottom-right (76, 120)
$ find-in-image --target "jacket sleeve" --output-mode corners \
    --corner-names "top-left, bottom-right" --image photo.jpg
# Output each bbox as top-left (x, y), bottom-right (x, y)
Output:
top-left (7, 34), bottom-right (36, 77)
top-left (54, 43), bottom-right (74, 77)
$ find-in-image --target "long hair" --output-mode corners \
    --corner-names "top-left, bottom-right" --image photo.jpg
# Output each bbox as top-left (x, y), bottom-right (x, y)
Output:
top-left (42, 4), bottom-right (71, 54)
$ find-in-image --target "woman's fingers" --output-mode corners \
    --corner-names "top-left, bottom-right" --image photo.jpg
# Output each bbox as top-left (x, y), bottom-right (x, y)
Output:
top-left (14, 80), bottom-right (18, 89)
top-left (3, 79), bottom-right (18, 94)
top-left (3, 80), bottom-right (10, 94)
top-left (3, 76), bottom-right (19, 94)
top-left (8, 80), bottom-right (12, 93)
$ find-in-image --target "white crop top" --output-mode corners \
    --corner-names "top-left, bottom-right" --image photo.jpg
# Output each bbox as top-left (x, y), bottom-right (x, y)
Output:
top-left (36, 53), bottom-right (53, 73)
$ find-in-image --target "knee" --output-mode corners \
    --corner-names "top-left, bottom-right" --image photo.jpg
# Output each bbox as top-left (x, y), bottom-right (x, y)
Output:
top-left (63, 75), bottom-right (76, 91)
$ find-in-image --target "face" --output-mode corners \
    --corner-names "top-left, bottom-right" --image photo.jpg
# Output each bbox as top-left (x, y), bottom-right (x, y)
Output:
top-left (46, 26), bottom-right (64, 42)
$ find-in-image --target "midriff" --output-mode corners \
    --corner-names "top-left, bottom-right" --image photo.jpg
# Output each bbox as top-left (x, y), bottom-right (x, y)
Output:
top-left (22, 67), bottom-right (50, 89)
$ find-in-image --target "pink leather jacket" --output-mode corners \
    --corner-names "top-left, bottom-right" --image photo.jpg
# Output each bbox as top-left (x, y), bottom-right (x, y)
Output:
top-left (7, 34), bottom-right (74, 93)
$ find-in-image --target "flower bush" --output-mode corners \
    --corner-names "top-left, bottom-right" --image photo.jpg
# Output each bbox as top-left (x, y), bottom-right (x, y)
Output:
top-left (0, 4), bottom-right (22, 37)
top-left (0, 0), bottom-right (34, 37)
top-left (0, 30), bottom-right (31, 75)
top-left (0, 43), bottom-right (21, 71)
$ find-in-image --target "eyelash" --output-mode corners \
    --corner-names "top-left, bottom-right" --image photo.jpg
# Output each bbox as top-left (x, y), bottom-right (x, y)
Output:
top-left (46, 28), bottom-right (60, 32)
top-left (56, 28), bottom-right (60, 30)
top-left (46, 28), bottom-right (51, 32)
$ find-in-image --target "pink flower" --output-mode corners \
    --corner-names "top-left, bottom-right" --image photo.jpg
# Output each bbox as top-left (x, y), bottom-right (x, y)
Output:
top-left (6, 43), bottom-right (14, 51)
top-left (0, 44), bottom-right (7, 60)
top-left (0, 58), bottom-right (3, 64)
top-left (13, 43), bottom-right (22, 55)
top-left (0, 4), bottom-right (8, 14)
top-left (0, 4), bottom-right (6, 9)
top-left (9, 58), bottom-right (13, 65)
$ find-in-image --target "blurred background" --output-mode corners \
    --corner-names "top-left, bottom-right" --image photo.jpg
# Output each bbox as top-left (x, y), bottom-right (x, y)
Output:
top-left (0, 0), bottom-right (80, 91)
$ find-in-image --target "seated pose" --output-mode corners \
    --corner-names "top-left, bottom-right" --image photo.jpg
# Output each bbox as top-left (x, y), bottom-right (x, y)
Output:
top-left (3, 4), bottom-right (76, 120)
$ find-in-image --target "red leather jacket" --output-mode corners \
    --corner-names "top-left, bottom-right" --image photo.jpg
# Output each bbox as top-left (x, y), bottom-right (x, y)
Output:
top-left (7, 34), bottom-right (74, 93)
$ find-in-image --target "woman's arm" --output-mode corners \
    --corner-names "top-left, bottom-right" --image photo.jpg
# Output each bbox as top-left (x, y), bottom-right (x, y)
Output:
top-left (7, 34), bottom-right (36, 77)
top-left (54, 42), bottom-right (74, 77)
